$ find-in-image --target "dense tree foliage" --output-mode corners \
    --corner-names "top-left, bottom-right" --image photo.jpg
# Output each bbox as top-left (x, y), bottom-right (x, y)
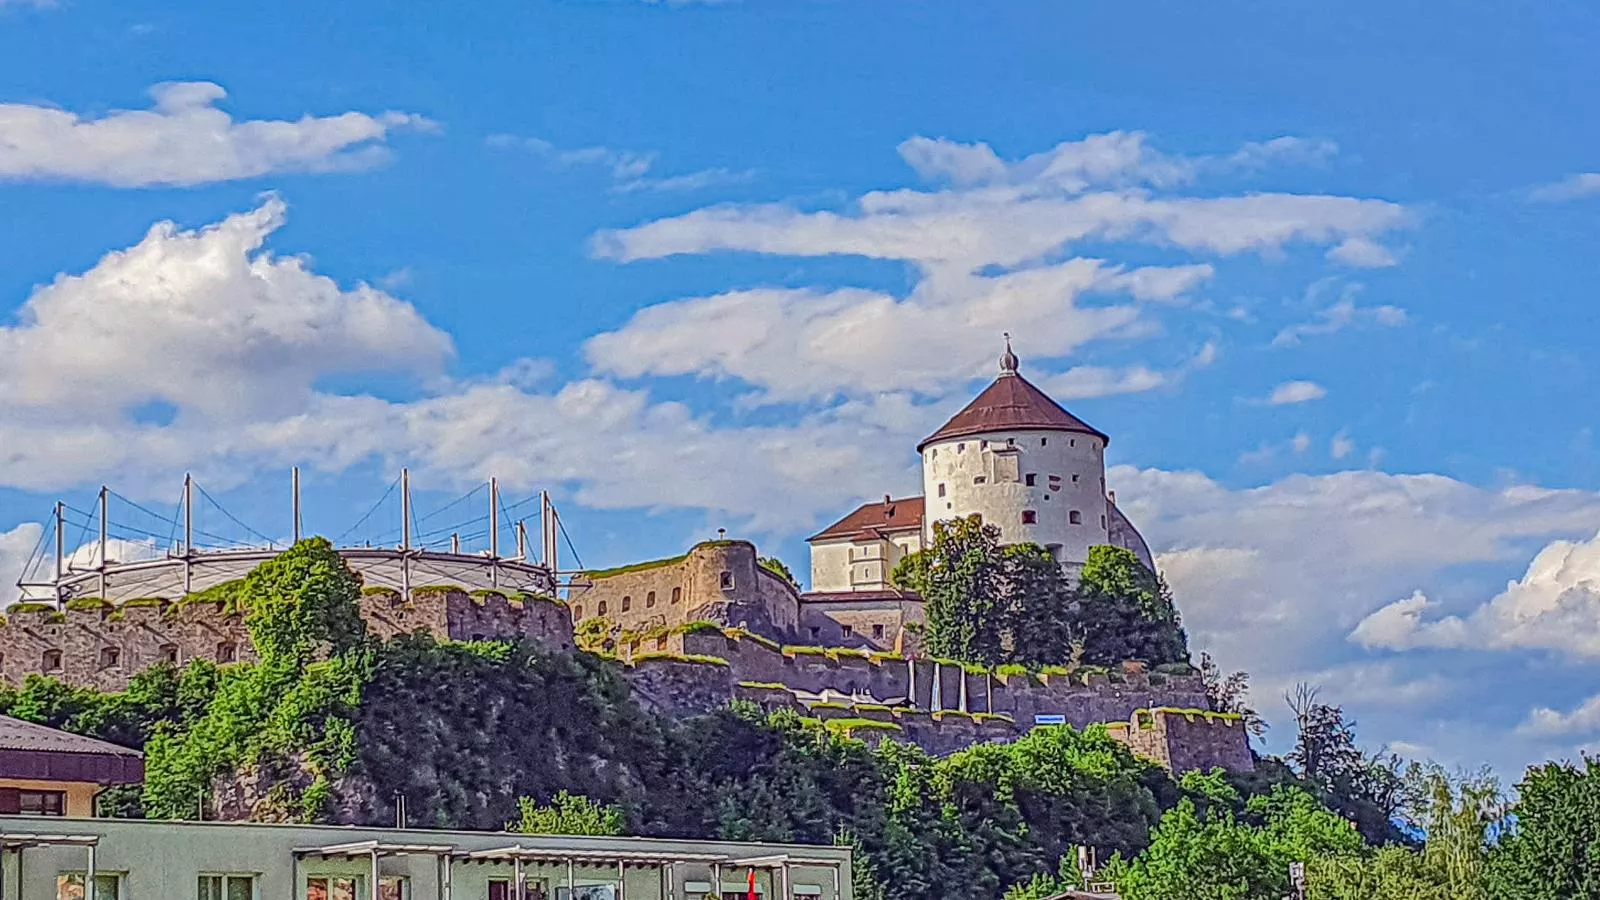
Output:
top-left (513, 791), bottom-right (625, 836)
top-left (892, 516), bottom-right (1188, 668)
top-left (1484, 758), bottom-right (1600, 899)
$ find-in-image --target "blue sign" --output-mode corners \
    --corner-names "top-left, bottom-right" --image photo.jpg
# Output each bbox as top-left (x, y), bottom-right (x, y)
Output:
top-left (1034, 714), bottom-right (1066, 726)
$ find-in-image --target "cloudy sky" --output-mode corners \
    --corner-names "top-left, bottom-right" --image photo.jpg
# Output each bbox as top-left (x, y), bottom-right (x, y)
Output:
top-left (2, 0), bottom-right (1599, 775)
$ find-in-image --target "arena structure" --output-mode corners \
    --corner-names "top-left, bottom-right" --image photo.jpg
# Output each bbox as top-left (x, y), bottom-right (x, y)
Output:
top-left (10, 469), bottom-right (576, 605)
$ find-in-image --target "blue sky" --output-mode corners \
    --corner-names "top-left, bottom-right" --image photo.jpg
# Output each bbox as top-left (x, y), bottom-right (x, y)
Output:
top-left (2, 0), bottom-right (1599, 775)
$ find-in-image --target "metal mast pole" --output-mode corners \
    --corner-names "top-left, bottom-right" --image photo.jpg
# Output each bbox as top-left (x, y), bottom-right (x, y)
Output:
top-left (97, 486), bottom-right (109, 599)
top-left (54, 501), bottom-right (65, 604)
top-left (292, 466), bottom-right (302, 544)
top-left (183, 473), bottom-right (194, 595)
top-left (516, 520), bottom-right (527, 562)
top-left (401, 468), bottom-right (412, 601)
top-left (489, 477), bottom-right (500, 588)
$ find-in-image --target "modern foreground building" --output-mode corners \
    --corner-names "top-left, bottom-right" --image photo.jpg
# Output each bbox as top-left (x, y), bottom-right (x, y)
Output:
top-left (0, 717), bottom-right (142, 819)
top-left (0, 817), bottom-right (853, 900)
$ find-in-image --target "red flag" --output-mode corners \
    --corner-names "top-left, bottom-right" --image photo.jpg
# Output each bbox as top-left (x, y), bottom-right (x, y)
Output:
top-left (747, 869), bottom-right (757, 900)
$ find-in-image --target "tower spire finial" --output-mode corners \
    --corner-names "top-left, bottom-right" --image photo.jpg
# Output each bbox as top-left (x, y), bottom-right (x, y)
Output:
top-left (999, 332), bottom-right (1019, 375)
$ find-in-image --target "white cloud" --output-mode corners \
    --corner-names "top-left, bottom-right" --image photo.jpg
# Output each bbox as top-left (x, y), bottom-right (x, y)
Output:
top-left (1331, 431), bottom-right (1355, 459)
top-left (1272, 281), bottom-right (1408, 346)
top-left (0, 83), bottom-right (432, 187)
top-left (1267, 380), bottom-right (1327, 405)
top-left (0, 523), bottom-right (43, 599)
top-left (1529, 173), bottom-right (1600, 203)
top-left (488, 134), bottom-right (755, 194)
top-left (0, 196), bottom-right (451, 425)
top-left (1353, 530), bottom-right (1600, 659)
top-left (1291, 431), bottom-right (1312, 453)
top-left (1521, 693), bottom-right (1600, 737)
top-left (1116, 467), bottom-right (1600, 677)
top-left (584, 261), bottom-right (1209, 402)
top-left (1327, 236), bottom-right (1399, 268)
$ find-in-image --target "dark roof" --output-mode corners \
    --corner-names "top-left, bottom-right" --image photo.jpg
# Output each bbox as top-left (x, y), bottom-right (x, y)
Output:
top-left (0, 716), bottom-right (143, 785)
top-left (808, 497), bottom-right (924, 543)
top-left (918, 371), bottom-right (1108, 451)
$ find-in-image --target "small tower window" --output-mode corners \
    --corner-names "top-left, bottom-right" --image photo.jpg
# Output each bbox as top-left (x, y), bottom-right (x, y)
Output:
top-left (809, 626), bottom-right (822, 640)
top-left (160, 644), bottom-right (180, 664)
top-left (671, 587), bottom-right (681, 604)
top-left (574, 604), bottom-right (584, 619)
top-left (957, 443), bottom-right (966, 453)
top-left (98, 647), bottom-right (120, 670)
top-left (42, 650), bottom-right (62, 672)
top-left (973, 476), bottom-right (987, 485)
top-left (217, 642), bottom-right (237, 663)
top-left (719, 570), bottom-right (735, 590)
top-left (872, 624), bottom-right (885, 640)
top-left (621, 595), bottom-right (632, 612)
top-left (1102, 514), bottom-right (1108, 529)
top-left (1041, 438), bottom-right (1048, 446)
top-left (1072, 474), bottom-right (1080, 483)
top-left (1025, 473), bottom-right (1036, 486)
top-left (598, 600), bottom-right (608, 616)
top-left (1071, 438), bottom-right (1077, 447)
top-left (1069, 511), bottom-right (1082, 525)
top-left (841, 625), bottom-right (854, 638)
top-left (937, 483), bottom-right (946, 498)
top-left (1022, 511), bottom-right (1037, 524)
top-left (646, 591), bottom-right (656, 608)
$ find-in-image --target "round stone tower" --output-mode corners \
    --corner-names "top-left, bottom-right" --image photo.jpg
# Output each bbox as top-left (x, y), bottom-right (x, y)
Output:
top-left (917, 339), bottom-right (1111, 566)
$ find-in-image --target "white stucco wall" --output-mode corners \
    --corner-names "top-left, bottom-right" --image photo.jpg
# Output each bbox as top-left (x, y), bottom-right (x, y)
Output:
top-left (810, 534), bottom-right (921, 592)
top-left (920, 428), bottom-right (1108, 565)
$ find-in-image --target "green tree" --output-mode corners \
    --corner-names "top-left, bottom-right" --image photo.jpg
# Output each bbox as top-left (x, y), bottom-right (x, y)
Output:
top-left (1306, 846), bottom-right (1451, 900)
top-left (241, 536), bottom-right (368, 666)
top-left (1002, 543), bottom-right (1075, 668)
top-left (893, 516), bottom-right (1011, 665)
top-left (1114, 787), bottom-right (1365, 900)
top-left (512, 791), bottom-right (625, 836)
top-left (758, 557), bottom-right (800, 588)
top-left (1073, 546), bottom-right (1188, 667)
top-left (1485, 757), bottom-right (1600, 899)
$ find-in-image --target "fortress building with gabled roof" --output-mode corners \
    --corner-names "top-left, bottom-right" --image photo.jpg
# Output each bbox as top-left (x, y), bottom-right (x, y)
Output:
top-left (806, 340), bottom-right (1154, 608)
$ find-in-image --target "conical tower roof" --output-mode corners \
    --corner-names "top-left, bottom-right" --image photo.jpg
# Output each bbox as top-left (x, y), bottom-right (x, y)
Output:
top-left (917, 340), bottom-right (1109, 451)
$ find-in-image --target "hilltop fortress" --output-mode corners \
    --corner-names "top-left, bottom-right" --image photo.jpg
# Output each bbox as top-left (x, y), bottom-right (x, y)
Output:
top-left (0, 345), bottom-right (1251, 776)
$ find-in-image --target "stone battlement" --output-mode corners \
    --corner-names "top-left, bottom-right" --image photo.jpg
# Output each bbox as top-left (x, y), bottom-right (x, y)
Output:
top-left (0, 588), bottom-right (572, 691)
top-left (1105, 707), bottom-right (1255, 774)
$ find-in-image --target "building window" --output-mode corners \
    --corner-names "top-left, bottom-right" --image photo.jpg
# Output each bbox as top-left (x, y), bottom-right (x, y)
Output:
top-left (872, 624), bottom-right (885, 640)
top-left (98, 646), bottom-right (120, 669)
top-left (1046, 543), bottom-right (1064, 562)
top-left (198, 874), bottom-right (256, 900)
top-left (656, 636), bottom-right (668, 651)
top-left (1071, 438), bottom-right (1076, 447)
top-left (1102, 514), bottom-right (1108, 529)
top-left (597, 600), bottom-right (608, 616)
top-left (719, 570), bottom-right (735, 590)
top-left (0, 788), bottom-right (66, 816)
top-left (1007, 437), bottom-right (1015, 447)
top-left (217, 642), bottom-right (238, 663)
top-left (160, 643), bottom-right (180, 664)
top-left (671, 587), bottom-right (682, 604)
top-left (58, 873), bottom-right (119, 900)
top-left (1041, 437), bottom-right (1048, 446)
top-left (957, 442), bottom-right (965, 452)
top-left (973, 475), bottom-right (987, 484)
top-left (646, 590), bottom-right (656, 608)
top-left (937, 483), bottom-right (946, 498)
top-left (1069, 510), bottom-right (1082, 525)
top-left (809, 626), bottom-right (821, 640)
top-left (305, 877), bottom-right (359, 900)
top-left (573, 604), bottom-right (583, 619)
top-left (1022, 511), bottom-right (1037, 524)
top-left (42, 649), bottom-right (62, 672)
top-left (1025, 473), bottom-right (1036, 486)
top-left (1072, 474), bottom-right (1080, 483)
top-left (621, 595), bottom-right (631, 612)
top-left (841, 625), bottom-right (854, 638)
top-left (487, 880), bottom-right (547, 900)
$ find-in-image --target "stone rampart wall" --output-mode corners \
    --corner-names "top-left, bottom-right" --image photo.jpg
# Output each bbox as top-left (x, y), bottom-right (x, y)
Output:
top-left (1106, 708), bottom-right (1254, 774)
top-left (0, 588), bottom-right (572, 692)
top-left (577, 541), bottom-right (801, 641)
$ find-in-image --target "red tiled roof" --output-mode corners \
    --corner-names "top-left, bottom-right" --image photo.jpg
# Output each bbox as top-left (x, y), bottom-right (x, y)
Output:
top-left (918, 370), bottom-right (1108, 451)
top-left (808, 496), bottom-right (925, 543)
